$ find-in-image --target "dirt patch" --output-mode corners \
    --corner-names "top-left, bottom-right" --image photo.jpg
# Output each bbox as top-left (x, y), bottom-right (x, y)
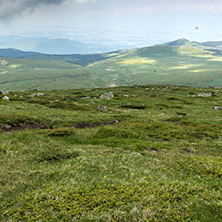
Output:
top-left (75, 120), bottom-right (121, 129)
top-left (0, 114), bottom-right (53, 132)
top-left (1, 123), bottom-right (52, 132)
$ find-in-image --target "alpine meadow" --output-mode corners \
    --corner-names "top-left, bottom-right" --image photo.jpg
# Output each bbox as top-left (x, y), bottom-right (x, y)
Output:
top-left (1, 0), bottom-right (222, 221)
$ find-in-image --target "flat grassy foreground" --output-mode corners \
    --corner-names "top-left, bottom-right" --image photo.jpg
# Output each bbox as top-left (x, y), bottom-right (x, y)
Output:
top-left (0, 85), bottom-right (222, 221)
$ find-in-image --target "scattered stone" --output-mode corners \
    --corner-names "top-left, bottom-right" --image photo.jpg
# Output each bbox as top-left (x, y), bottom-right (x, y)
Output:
top-left (29, 94), bottom-right (36, 97)
top-left (1, 91), bottom-right (9, 95)
top-left (198, 92), bottom-right (214, 97)
top-left (37, 93), bottom-right (44, 96)
top-left (85, 89), bottom-right (92, 92)
top-left (97, 105), bottom-right (108, 112)
top-left (132, 152), bottom-right (143, 156)
top-left (2, 96), bottom-right (9, 101)
top-left (214, 106), bottom-right (222, 110)
top-left (100, 92), bottom-right (114, 100)
top-left (123, 95), bottom-right (130, 97)
top-left (109, 83), bottom-right (117, 87)
top-left (81, 96), bottom-right (91, 100)
top-left (209, 86), bottom-right (215, 89)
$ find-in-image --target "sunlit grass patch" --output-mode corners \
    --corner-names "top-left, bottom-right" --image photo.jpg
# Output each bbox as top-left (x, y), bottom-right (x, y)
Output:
top-left (8, 64), bottom-right (21, 68)
top-left (118, 57), bottom-right (156, 65)
top-left (189, 69), bottom-right (209, 73)
top-left (169, 64), bottom-right (202, 70)
top-left (208, 57), bottom-right (222, 62)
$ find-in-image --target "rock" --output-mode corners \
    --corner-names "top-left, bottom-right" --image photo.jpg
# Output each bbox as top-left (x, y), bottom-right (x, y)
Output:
top-left (214, 106), bottom-right (222, 110)
top-left (132, 152), bottom-right (143, 156)
top-left (97, 105), bottom-right (108, 112)
top-left (124, 95), bottom-right (130, 97)
top-left (198, 92), bottom-right (214, 97)
top-left (37, 93), bottom-right (44, 96)
top-left (209, 86), bottom-right (215, 89)
top-left (1, 91), bottom-right (9, 95)
top-left (100, 92), bottom-right (114, 100)
top-left (81, 96), bottom-right (91, 100)
top-left (2, 96), bottom-right (9, 101)
top-left (85, 89), bottom-right (92, 92)
top-left (29, 94), bottom-right (36, 97)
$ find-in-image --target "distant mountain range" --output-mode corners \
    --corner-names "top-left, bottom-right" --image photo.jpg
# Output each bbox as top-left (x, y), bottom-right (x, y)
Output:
top-left (0, 36), bottom-right (135, 54)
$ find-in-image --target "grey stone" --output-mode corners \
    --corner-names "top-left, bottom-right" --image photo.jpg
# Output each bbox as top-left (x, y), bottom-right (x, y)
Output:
top-left (37, 93), bottom-right (44, 96)
top-left (100, 92), bottom-right (114, 100)
top-left (214, 106), bottom-right (222, 110)
top-left (81, 96), bottom-right (91, 100)
top-left (97, 105), bottom-right (108, 112)
top-left (198, 93), bottom-right (214, 97)
top-left (1, 91), bottom-right (9, 95)
top-left (132, 152), bottom-right (143, 156)
top-left (2, 96), bottom-right (9, 101)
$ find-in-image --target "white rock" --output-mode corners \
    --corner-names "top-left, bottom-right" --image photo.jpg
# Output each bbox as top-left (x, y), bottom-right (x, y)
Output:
top-left (2, 96), bottom-right (9, 101)
top-left (37, 93), bottom-right (44, 96)
top-left (214, 106), bottom-right (222, 110)
top-left (100, 92), bottom-right (114, 100)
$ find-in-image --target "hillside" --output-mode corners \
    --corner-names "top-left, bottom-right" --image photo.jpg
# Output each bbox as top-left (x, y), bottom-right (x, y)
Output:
top-left (1, 39), bottom-right (222, 90)
top-left (0, 85), bottom-right (222, 221)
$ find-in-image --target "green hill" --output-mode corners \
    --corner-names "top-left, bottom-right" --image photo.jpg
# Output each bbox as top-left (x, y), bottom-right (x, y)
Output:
top-left (88, 42), bottom-right (222, 88)
top-left (0, 85), bottom-right (221, 221)
top-left (1, 39), bottom-right (222, 91)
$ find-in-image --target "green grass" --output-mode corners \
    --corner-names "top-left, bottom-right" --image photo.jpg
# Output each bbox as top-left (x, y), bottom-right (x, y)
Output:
top-left (2, 45), bottom-right (222, 91)
top-left (0, 84), bottom-right (222, 221)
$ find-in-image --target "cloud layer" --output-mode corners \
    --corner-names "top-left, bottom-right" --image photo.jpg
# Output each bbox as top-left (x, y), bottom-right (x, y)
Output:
top-left (0, 0), bottom-right (67, 20)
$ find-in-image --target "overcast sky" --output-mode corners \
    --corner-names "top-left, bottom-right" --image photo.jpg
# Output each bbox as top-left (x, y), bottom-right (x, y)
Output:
top-left (0, 0), bottom-right (222, 46)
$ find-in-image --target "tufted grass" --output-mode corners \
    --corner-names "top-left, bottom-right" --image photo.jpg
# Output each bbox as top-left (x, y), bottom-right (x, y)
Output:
top-left (0, 84), bottom-right (222, 221)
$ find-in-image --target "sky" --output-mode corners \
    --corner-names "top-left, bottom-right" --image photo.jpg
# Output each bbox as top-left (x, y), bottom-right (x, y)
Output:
top-left (0, 0), bottom-right (222, 47)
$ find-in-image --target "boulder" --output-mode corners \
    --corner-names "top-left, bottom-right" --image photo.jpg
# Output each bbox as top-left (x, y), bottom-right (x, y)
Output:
top-left (198, 92), bottom-right (214, 97)
top-left (97, 105), bottom-right (108, 112)
top-left (37, 93), bottom-right (44, 96)
top-left (100, 92), bottom-right (114, 100)
top-left (2, 96), bottom-right (9, 101)
top-left (214, 106), bottom-right (222, 110)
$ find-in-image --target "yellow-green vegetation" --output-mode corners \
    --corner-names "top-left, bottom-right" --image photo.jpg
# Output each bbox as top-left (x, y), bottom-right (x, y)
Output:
top-left (169, 64), bottom-right (201, 70)
top-left (118, 58), bottom-right (156, 65)
top-left (0, 85), bottom-right (222, 221)
top-left (3, 44), bottom-right (222, 90)
top-left (8, 64), bottom-right (21, 68)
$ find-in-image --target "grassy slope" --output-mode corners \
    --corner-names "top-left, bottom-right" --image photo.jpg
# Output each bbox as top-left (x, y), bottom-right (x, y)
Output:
top-left (0, 85), bottom-right (222, 221)
top-left (88, 46), bottom-right (222, 88)
top-left (1, 45), bottom-right (222, 90)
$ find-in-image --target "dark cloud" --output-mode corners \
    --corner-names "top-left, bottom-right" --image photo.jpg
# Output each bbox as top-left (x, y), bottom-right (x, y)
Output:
top-left (0, 0), bottom-right (66, 20)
